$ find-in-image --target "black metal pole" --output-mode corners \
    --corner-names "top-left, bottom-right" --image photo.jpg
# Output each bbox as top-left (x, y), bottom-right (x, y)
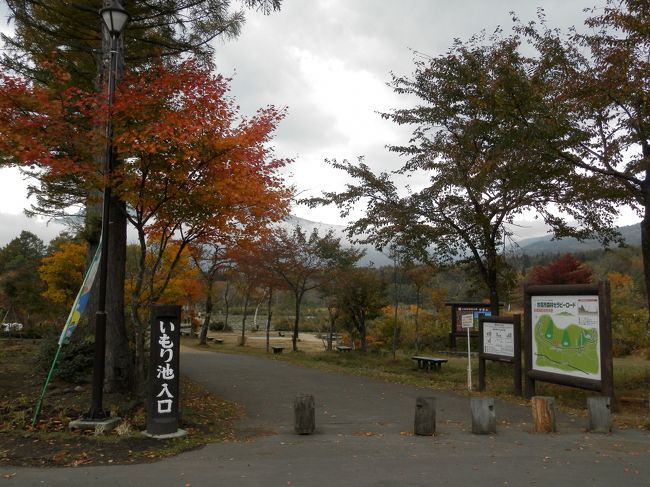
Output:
top-left (88, 34), bottom-right (118, 420)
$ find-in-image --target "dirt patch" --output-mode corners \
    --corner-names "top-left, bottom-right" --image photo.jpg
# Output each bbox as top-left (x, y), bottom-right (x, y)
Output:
top-left (208, 331), bottom-right (332, 353)
top-left (0, 339), bottom-right (241, 467)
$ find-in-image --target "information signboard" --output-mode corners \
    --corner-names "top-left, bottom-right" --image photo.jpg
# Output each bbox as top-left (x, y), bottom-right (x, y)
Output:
top-left (445, 302), bottom-right (499, 349)
top-left (461, 313), bottom-right (475, 329)
top-left (524, 283), bottom-right (613, 399)
top-left (455, 306), bottom-right (491, 333)
top-left (530, 294), bottom-right (601, 380)
top-left (478, 315), bottom-right (522, 396)
top-left (483, 321), bottom-right (515, 358)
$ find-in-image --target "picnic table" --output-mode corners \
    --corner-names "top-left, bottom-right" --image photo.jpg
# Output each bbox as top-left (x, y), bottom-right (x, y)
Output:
top-left (271, 346), bottom-right (284, 354)
top-left (336, 345), bottom-right (352, 352)
top-left (411, 356), bottom-right (448, 371)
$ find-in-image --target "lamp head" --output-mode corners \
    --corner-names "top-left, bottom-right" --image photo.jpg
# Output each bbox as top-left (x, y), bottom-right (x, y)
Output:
top-left (100, 1), bottom-right (130, 37)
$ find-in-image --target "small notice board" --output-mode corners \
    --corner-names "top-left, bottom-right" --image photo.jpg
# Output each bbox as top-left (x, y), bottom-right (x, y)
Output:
top-left (478, 315), bottom-right (522, 396)
top-left (445, 302), bottom-right (498, 349)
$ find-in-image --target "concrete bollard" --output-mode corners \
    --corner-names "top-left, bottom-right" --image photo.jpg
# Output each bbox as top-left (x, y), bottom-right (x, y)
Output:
top-left (471, 397), bottom-right (496, 434)
top-left (587, 396), bottom-right (611, 433)
top-left (294, 394), bottom-right (315, 435)
top-left (531, 396), bottom-right (557, 433)
top-left (414, 396), bottom-right (436, 436)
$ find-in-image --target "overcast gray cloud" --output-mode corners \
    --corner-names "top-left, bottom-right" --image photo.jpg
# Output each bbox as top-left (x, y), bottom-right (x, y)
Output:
top-left (210, 0), bottom-right (615, 227)
top-left (1, 0), bottom-right (637, 244)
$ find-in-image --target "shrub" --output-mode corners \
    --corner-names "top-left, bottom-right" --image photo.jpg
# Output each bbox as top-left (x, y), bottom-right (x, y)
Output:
top-left (209, 321), bottom-right (232, 332)
top-left (38, 332), bottom-right (95, 383)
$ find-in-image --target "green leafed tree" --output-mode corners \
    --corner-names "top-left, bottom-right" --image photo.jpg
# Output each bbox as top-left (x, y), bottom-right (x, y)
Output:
top-left (265, 226), bottom-right (355, 352)
top-left (337, 267), bottom-right (387, 352)
top-left (0, 231), bottom-right (46, 326)
top-left (515, 1), bottom-right (650, 323)
top-left (312, 33), bottom-right (616, 315)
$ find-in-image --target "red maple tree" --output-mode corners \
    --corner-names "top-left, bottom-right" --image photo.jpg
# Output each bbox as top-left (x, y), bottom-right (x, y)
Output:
top-left (529, 254), bottom-right (593, 285)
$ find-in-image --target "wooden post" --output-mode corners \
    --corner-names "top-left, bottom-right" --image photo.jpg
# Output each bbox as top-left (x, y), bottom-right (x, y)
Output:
top-left (414, 396), bottom-right (436, 436)
top-left (471, 397), bottom-right (496, 434)
top-left (294, 394), bottom-right (315, 435)
top-left (531, 396), bottom-right (556, 433)
top-left (587, 397), bottom-right (611, 433)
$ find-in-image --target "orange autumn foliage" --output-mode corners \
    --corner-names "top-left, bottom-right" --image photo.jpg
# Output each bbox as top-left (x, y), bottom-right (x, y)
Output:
top-left (38, 241), bottom-right (87, 309)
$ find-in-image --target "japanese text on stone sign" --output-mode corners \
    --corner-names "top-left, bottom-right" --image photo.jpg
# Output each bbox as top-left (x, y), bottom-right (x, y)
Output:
top-left (156, 320), bottom-right (175, 414)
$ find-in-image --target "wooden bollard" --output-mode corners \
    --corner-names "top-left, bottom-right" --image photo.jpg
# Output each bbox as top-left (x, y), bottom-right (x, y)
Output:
top-left (531, 396), bottom-right (556, 433)
top-left (471, 397), bottom-right (496, 434)
top-left (414, 396), bottom-right (436, 436)
top-left (294, 394), bottom-right (315, 434)
top-left (587, 397), bottom-right (611, 433)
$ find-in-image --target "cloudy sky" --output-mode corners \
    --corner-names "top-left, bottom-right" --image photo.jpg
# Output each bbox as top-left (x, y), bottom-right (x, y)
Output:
top-left (0, 0), bottom-right (639, 245)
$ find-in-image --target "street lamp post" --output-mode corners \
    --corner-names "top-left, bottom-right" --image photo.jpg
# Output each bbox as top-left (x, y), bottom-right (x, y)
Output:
top-left (88, 0), bottom-right (130, 420)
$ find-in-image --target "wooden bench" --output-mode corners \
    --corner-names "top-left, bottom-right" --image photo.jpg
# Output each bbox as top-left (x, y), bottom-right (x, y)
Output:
top-left (271, 346), bottom-right (284, 354)
top-left (411, 356), bottom-right (448, 371)
top-left (336, 345), bottom-right (352, 352)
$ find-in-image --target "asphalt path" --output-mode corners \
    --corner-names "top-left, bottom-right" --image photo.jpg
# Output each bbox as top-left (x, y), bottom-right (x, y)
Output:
top-left (2, 346), bottom-right (650, 486)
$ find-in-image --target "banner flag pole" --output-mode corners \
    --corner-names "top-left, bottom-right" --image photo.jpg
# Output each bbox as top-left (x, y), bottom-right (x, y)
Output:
top-left (32, 241), bottom-right (102, 426)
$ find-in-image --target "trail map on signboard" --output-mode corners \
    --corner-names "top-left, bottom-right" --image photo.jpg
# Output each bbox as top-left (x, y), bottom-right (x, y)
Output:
top-left (531, 295), bottom-right (600, 380)
top-left (483, 322), bottom-right (515, 358)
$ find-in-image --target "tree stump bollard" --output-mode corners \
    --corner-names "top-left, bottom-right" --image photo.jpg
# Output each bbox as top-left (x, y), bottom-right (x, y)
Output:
top-left (414, 396), bottom-right (436, 436)
top-left (471, 397), bottom-right (496, 434)
top-left (531, 396), bottom-right (556, 433)
top-left (587, 397), bottom-right (611, 433)
top-left (294, 394), bottom-right (315, 435)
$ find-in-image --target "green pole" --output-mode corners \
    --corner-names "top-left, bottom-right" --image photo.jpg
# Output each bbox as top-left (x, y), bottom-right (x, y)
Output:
top-left (32, 343), bottom-right (63, 427)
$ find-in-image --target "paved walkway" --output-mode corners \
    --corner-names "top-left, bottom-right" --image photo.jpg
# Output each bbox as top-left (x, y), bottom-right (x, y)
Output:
top-left (2, 346), bottom-right (650, 486)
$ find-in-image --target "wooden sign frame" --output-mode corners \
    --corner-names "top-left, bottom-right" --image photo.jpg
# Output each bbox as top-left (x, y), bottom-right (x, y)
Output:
top-left (445, 302), bottom-right (493, 349)
top-left (478, 315), bottom-right (522, 396)
top-left (523, 282), bottom-right (613, 399)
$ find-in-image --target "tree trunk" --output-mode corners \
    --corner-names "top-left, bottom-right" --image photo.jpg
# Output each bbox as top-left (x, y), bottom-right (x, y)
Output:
top-left (414, 287), bottom-right (421, 354)
top-left (265, 288), bottom-right (273, 353)
top-left (239, 289), bottom-right (250, 346)
top-left (199, 279), bottom-right (214, 345)
top-left (104, 197), bottom-right (132, 393)
top-left (391, 258), bottom-right (399, 359)
top-left (292, 290), bottom-right (302, 352)
top-left (252, 289), bottom-right (266, 332)
top-left (359, 313), bottom-right (366, 352)
top-left (223, 279), bottom-right (230, 329)
top-left (487, 253), bottom-right (500, 317)
top-left (641, 210), bottom-right (650, 330)
top-left (327, 306), bottom-right (337, 352)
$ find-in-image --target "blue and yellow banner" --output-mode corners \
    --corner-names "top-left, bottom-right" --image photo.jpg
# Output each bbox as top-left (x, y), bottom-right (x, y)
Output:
top-left (57, 242), bottom-right (102, 346)
top-left (33, 239), bottom-right (102, 426)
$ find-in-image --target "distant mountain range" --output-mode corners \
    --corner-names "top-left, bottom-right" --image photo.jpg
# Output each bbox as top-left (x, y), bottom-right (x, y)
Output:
top-left (1, 210), bottom-right (638, 262)
top-left (515, 223), bottom-right (641, 255)
top-left (283, 216), bottom-right (642, 264)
